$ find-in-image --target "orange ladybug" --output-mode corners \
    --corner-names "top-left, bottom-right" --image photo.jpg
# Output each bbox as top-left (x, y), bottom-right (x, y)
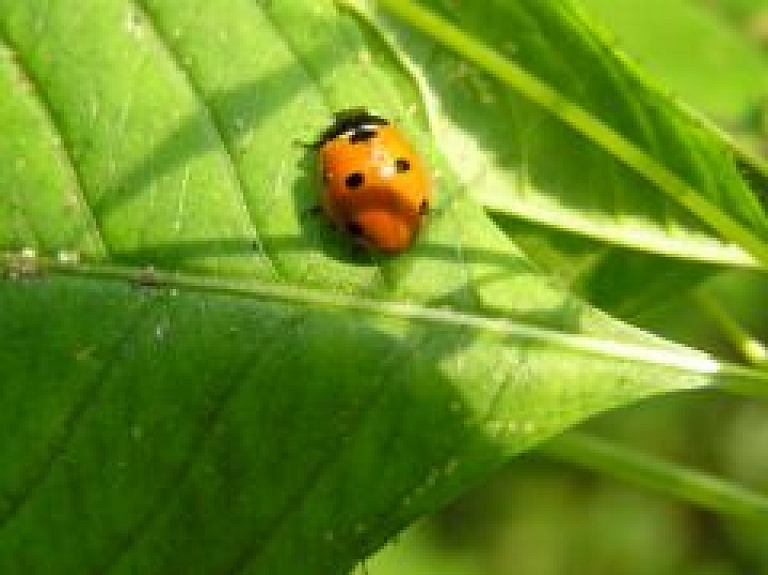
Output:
top-left (312, 108), bottom-right (431, 253)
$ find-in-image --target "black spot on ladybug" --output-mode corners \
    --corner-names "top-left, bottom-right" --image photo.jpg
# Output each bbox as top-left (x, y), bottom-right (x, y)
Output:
top-left (346, 221), bottom-right (364, 236)
top-left (348, 128), bottom-right (378, 144)
top-left (345, 172), bottom-right (365, 190)
top-left (395, 158), bottom-right (411, 173)
top-left (419, 199), bottom-right (429, 215)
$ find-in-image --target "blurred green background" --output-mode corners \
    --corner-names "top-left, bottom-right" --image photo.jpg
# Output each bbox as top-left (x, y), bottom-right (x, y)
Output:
top-left (365, 0), bottom-right (768, 573)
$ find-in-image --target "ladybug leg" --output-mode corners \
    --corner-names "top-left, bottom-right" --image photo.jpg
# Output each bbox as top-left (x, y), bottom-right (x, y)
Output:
top-left (292, 137), bottom-right (321, 150)
top-left (300, 204), bottom-right (324, 219)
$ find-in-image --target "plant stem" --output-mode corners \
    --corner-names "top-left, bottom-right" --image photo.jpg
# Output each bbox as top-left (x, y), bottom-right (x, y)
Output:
top-left (543, 431), bottom-right (768, 524)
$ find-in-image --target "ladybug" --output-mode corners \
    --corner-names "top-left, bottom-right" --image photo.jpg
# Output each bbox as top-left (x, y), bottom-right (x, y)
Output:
top-left (311, 108), bottom-right (431, 253)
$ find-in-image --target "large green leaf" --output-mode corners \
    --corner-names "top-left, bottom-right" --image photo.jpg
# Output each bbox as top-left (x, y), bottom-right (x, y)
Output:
top-left (1, 0), bottom-right (765, 573)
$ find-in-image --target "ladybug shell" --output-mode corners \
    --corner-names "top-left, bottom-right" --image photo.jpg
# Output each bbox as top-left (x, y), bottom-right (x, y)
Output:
top-left (319, 120), bottom-right (430, 253)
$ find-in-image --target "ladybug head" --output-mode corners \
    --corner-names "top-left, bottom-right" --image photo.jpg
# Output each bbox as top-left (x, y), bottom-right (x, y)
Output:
top-left (314, 108), bottom-right (388, 149)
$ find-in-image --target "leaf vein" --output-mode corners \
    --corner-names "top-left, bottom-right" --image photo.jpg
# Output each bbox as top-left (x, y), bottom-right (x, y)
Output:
top-left (256, 3), bottom-right (332, 114)
top-left (228, 331), bottom-right (423, 575)
top-left (0, 27), bottom-right (109, 256)
top-left (100, 309), bottom-right (303, 574)
top-left (0, 300), bottom-right (152, 530)
top-left (130, 0), bottom-right (283, 279)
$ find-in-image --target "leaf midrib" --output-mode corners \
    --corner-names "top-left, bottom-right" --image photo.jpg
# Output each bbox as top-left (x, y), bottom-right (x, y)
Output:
top-left (1, 251), bottom-right (733, 381)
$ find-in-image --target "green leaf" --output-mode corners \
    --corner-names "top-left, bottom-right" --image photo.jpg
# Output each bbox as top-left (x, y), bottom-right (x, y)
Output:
top-left (1, 0), bottom-right (766, 573)
top-left (579, 0), bottom-right (768, 120)
top-left (370, 0), bottom-right (768, 317)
